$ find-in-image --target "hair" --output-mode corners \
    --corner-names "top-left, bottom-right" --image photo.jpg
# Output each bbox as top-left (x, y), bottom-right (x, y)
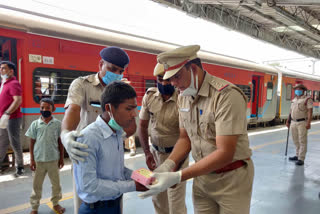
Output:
top-left (40, 98), bottom-right (55, 109)
top-left (101, 81), bottom-right (137, 112)
top-left (185, 58), bottom-right (203, 70)
top-left (0, 61), bottom-right (16, 72)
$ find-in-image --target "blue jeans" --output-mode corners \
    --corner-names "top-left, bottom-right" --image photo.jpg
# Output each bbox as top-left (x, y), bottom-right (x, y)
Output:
top-left (79, 199), bottom-right (121, 214)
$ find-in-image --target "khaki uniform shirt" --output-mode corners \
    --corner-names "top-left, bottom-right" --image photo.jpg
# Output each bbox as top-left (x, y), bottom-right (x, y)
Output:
top-left (64, 73), bottom-right (104, 131)
top-left (139, 88), bottom-right (180, 148)
top-left (178, 72), bottom-right (252, 162)
top-left (290, 95), bottom-right (313, 120)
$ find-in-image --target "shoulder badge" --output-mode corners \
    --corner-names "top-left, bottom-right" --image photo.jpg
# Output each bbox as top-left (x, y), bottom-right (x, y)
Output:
top-left (209, 76), bottom-right (231, 91)
top-left (146, 87), bottom-right (157, 94)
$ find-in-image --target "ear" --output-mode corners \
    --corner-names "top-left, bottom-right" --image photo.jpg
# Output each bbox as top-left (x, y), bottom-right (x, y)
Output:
top-left (52, 106), bottom-right (56, 112)
top-left (105, 103), bottom-right (110, 113)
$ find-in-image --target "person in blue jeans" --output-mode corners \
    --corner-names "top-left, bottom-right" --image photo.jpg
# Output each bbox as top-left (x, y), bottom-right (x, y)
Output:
top-left (73, 81), bottom-right (148, 214)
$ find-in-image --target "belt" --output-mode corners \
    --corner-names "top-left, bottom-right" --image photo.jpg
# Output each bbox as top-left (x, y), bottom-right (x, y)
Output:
top-left (152, 144), bottom-right (174, 153)
top-left (214, 158), bottom-right (250, 174)
top-left (84, 196), bottom-right (121, 209)
top-left (292, 118), bottom-right (306, 122)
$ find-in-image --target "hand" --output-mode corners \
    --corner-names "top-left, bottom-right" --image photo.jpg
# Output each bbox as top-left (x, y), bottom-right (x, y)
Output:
top-left (154, 159), bottom-right (176, 173)
top-left (30, 160), bottom-right (36, 171)
top-left (134, 181), bottom-right (149, 192)
top-left (306, 123), bottom-right (311, 129)
top-left (145, 152), bottom-right (156, 171)
top-left (0, 114), bottom-right (10, 129)
top-left (60, 130), bottom-right (88, 163)
top-left (138, 171), bottom-right (182, 199)
top-left (286, 121), bottom-right (290, 128)
top-left (58, 158), bottom-right (64, 169)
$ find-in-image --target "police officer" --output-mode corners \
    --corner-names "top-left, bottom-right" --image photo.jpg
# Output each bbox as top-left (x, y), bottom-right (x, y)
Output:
top-left (138, 63), bottom-right (188, 214)
top-left (60, 46), bottom-right (135, 214)
top-left (286, 83), bottom-right (313, 166)
top-left (139, 45), bottom-right (254, 214)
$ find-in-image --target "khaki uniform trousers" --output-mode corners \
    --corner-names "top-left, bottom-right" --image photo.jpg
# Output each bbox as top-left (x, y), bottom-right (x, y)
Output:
top-left (151, 147), bottom-right (188, 214)
top-left (290, 121), bottom-right (308, 161)
top-left (30, 160), bottom-right (62, 211)
top-left (192, 159), bottom-right (254, 214)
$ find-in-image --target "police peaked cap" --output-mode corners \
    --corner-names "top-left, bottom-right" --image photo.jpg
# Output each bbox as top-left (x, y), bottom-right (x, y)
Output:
top-left (100, 46), bottom-right (130, 69)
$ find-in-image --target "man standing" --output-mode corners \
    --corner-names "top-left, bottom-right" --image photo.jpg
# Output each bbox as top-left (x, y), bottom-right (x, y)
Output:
top-left (139, 45), bottom-right (254, 214)
top-left (286, 83), bottom-right (313, 166)
top-left (0, 61), bottom-right (24, 176)
top-left (60, 46), bottom-right (135, 213)
top-left (138, 63), bottom-right (187, 214)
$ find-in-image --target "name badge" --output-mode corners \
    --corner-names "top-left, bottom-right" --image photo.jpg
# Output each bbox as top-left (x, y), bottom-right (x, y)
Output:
top-left (179, 108), bottom-right (190, 112)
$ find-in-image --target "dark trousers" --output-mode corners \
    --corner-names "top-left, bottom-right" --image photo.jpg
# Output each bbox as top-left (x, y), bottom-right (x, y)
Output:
top-left (79, 198), bottom-right (121, 214)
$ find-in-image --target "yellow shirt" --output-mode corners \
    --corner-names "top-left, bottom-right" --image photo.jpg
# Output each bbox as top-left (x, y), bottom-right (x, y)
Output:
top-left (178, 72), bottom-right (252, 162)
top-left (139, 88), bottom-right (179, 148)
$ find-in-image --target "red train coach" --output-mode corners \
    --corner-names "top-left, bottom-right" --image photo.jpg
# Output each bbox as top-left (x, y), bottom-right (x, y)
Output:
top-left (0, 6), bottom-right (283, 149)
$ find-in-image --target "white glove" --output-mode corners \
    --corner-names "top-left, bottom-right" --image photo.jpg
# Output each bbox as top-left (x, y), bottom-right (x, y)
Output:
top-left (138, 171), bottom-right (182, 199)
top-left (61, 130), bottom-right (88, 163)
top-left (0, 114), bottom-right (10, 129)
top-left (154, 159), bottom-right (176, 173)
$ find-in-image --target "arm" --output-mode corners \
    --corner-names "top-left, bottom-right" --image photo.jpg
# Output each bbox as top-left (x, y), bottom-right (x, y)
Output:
top-left (58, 137), bottom-right (64, 169)
top-left (61, 104), bottom-right (81, 131)
top-left (306, 108), bottom-right (313, 129)
top-left (5, 95), bottom-right (22, 114)
top-left (286, 114), bottom-right (291, 128)
top-left (138, 119), bottom-right (156, 170)
top-left (29, 138), bottom-right (36, 171)
top-left (181, 135), bottom-right (237, 181)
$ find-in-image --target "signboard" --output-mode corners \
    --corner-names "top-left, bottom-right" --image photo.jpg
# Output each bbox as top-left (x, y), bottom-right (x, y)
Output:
top-left (43, 56), bottom-right (54, 65)
top-left (29, 54), bottom-right (42, 63)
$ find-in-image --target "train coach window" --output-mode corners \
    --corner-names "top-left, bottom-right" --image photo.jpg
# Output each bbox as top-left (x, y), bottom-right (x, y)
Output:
top-left (307, 90), bottom-right (312, 97)
top-left (235, 84), bottom-right (251, 101)
top-left (266, 82), bottom-right (273, 101)
top-left (286, 84), bottom-right (292, 100)
top-left (33, 68), bottom-right (94, 104)
top-left (313, 91), bottom-right (319, 102)
top-left (145, 79), bottom-right (157, 92)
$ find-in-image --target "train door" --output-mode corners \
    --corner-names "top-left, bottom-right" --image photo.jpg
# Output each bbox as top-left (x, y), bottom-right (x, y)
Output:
top-left (251, 76), bottom-right (261, 118)
top-left (0, 37), bottom-right (17, 76)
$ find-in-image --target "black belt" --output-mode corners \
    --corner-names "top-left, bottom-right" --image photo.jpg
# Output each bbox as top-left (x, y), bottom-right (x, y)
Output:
top-left (292, 118), bottom-right (306, 122)
top-left (152, 144), bottom-right (174, 153)
top-left (84, 196), bottom-right (121, 209)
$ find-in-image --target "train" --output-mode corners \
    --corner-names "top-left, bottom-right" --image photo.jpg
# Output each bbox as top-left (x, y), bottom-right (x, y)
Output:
top-left (0, 6), bottom-right (319, 150)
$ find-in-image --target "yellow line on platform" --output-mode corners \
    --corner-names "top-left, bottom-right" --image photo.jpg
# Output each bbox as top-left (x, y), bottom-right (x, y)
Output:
top-left (0, 192), bottom-right (73, 214)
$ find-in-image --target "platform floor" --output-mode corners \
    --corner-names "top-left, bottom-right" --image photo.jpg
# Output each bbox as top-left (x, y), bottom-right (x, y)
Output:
top-left (1, 122), bottom-right (320, 214)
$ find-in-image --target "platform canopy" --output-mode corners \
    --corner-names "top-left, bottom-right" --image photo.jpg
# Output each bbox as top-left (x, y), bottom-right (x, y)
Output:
top-left (153, 0), bottom-right (320, 59)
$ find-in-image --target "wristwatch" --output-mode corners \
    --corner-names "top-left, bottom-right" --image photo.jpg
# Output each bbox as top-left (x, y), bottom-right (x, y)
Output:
top-left (4, 111), bottom-right (10, 115)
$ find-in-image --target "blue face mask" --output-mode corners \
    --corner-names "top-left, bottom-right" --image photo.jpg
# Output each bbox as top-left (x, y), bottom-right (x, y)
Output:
top-left (108, 104), bottom-right (122, 131)
top-left (157, 83), bottom-right (175, 95)
top-left (102, 71), bottom-right (123, 85)
top-left (295, 90), bottom-right (303, 96)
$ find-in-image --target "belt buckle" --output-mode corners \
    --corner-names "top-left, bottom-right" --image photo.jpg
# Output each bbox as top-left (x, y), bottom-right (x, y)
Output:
top-left (158, 146), bottom-right (166, 153)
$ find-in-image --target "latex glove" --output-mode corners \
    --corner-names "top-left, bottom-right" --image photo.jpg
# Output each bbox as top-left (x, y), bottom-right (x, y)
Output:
top-left (0, 114), bottom-right (10, 129)
top-left (61, 130), bottom-right (88, 163)
top-left (138, 171), bottom-right (182, 199)
top-left (154, 159), bottom-right (176, 173)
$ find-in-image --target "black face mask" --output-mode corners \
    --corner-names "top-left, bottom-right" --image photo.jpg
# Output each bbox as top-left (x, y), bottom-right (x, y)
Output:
top-left (157, 83), bottom-right (175, 95)
top-left (40, 111), bottom-right (52, 118)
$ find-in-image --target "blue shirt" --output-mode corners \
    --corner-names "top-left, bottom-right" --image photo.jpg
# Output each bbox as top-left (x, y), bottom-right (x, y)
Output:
top-left (74, 116), bottom-right (135, 203)
top-left (25, 117), bottom-right (61, 162)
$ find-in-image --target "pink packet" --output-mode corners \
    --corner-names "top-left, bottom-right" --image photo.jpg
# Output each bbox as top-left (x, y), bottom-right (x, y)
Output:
top-left (131, 168), bottom-right (155, 186)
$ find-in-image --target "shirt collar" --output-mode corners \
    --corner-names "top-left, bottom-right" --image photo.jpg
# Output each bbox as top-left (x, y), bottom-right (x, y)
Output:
top-left (95, 115), bottom-right (123, 139)
top-left (37, 116), bottom-right (55, 125)
top-left (1, 76), bottom-right (16, 85)
top-left (197, 71), bottom-right (211, 97)
top-left (155, 89), bottom-right (178, 103)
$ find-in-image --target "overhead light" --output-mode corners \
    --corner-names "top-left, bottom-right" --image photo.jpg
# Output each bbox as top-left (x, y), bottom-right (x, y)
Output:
top-left (272, 25), bottom-right (305, 32)
top-left (313, 44), bottom-right (320, 49)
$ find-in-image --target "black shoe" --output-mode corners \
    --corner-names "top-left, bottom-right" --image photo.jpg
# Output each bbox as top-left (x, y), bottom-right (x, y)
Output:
top-left (289, 156), bottom-right (298, 161)
top-left (14, 167), bottom-right (25, 177)
top-left (296, 160), bottom-right (304, 166)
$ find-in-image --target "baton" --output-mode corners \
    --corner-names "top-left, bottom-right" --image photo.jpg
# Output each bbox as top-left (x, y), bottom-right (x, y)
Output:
top-left (285, 126), bottom-right (290, 156)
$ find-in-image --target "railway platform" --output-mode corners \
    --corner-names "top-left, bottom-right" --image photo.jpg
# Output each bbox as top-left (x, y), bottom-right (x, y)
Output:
top-left (1, 122), bottom-right (320, 214)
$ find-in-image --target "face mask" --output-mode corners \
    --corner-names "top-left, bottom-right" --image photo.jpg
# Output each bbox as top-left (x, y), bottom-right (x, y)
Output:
top-left (295, 89), bottom-right (303, 96)
top-left (157, 83), bottom-right (175, 95)
top-left (40, 110), bottom-right (52, 118)
top-left (102, 71), bottom-right (123, 85)
top-left (181, 68), bottom-right (198, 96)
top-left (108, 104), bottom-right (122, 131)
top-left (1, 74), bottom-right (9, 80)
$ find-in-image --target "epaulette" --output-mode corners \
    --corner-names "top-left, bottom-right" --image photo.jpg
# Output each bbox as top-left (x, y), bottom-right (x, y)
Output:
top-left (146, 87), bottom-right (157, 94)
top-left (209, 76), bottom-right (231, 92)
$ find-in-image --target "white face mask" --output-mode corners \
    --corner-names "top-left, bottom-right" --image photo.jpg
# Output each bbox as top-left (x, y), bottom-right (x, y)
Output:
top-left (181, 68), bottom-right (198, 96)
top-left (1, 74), bottom-right (9, 80)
